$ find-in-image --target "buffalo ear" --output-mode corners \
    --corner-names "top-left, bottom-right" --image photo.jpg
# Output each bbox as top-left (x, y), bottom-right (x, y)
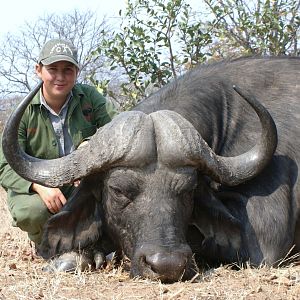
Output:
top-left (37, 179), bottom-right (103, 259)
top-left (191, 185), bottom-right (243, 262)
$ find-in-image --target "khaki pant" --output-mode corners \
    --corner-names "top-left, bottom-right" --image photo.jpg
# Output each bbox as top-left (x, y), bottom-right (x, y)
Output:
top-left (6, 186), bottom-right (74, 245)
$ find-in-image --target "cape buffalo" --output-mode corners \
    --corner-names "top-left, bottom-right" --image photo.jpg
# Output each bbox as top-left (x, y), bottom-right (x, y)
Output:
top-left (2, 57), bottom-right (300, 282)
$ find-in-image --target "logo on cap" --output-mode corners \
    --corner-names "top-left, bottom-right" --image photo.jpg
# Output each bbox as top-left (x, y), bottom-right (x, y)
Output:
top-left (50, 43), bottom-right (74, 56)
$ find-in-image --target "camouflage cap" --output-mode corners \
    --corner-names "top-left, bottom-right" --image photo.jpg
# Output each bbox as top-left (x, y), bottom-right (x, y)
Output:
top-left (38, 39), bottom-right (79, 68)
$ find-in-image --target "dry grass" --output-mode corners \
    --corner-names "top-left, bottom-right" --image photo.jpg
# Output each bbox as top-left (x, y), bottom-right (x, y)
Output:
top-left (0, 187), bottom-right (300, 300)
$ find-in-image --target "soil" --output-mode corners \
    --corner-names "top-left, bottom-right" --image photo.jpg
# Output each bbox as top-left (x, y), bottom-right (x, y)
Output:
top-left (0, 187), bottom-right (299, 300)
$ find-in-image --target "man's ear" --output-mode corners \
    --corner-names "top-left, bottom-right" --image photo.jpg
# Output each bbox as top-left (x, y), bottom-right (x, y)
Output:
top-left (76, 66), bottom-right (80, 77)
top-left (35, 64), bottom-right (42, 79)
top-left (37, 178), bottom-right (103, 259)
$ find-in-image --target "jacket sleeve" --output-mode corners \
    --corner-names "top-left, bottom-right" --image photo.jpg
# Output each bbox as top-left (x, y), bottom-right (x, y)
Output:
top-left (0, 115), bottom-right (33, 194)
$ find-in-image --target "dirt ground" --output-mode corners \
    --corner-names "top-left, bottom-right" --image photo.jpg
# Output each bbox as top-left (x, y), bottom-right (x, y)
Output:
top-left (0, 187), bottom-right (299, 300)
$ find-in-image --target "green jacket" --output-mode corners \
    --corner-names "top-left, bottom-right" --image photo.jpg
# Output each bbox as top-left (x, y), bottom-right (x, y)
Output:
top-left (0, 83), bottom-right (118, 195)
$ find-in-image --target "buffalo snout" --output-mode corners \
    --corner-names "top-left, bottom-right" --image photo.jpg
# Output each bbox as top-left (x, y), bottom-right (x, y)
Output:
top-left (131, 244), bottom-right (196, 283)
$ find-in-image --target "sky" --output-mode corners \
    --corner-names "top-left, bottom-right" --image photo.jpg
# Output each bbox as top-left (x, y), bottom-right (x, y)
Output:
top-left (0, 0), bottom-right (127, 37)
top-left (0, 0), bottom-right (203, 37)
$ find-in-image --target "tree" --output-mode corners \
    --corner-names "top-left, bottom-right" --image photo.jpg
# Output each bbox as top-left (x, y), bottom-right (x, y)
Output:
top-left (94, 0), bottom-right (212, 109)
top-left (0, 9), bottom-right (110, 96)
top-left (93, 0), bottom-right (299, 110)
top-left (204, 0), bottom-right (300, 58)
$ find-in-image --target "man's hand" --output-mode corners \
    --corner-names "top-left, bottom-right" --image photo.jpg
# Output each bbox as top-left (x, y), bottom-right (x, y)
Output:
top-left (31, 183), bottom-right (67, 214)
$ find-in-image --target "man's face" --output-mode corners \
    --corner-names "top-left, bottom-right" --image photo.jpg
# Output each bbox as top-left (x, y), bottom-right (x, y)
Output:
top-left (35, 61), bottom-right (78, 102)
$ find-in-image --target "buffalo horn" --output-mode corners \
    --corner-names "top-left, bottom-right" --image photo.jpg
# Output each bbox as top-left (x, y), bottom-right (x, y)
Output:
top-left (1, 82), bottom-right (155, 187)
top-left (150, 85), bottom-right (277, 186)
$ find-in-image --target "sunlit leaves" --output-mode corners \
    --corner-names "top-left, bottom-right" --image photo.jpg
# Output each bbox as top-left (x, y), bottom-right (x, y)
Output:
top-left (93, 0), bottom-right (211, 109)
top-left (205, 0), bottom-right (300, 57)
top-left (91, 0), bottom-right (299, 110)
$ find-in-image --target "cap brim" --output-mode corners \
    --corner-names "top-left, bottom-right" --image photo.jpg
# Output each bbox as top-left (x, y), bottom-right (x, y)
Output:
top-left (40, 55), bottom-right (79, 68)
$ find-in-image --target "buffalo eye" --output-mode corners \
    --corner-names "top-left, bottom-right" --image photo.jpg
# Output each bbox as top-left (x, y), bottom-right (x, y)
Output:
top-left (106, 169), bottom-right (143, 208)
top-left (108, 184), bottom-right (132, 208)
top-left (109, 183), bottom-right (140, 199)
top-left (108, 181), bottom-right (141, 209)
top-left (109, 185), bottom-right (124, 198)
top-left (108, 184), bottom-right (133, 199)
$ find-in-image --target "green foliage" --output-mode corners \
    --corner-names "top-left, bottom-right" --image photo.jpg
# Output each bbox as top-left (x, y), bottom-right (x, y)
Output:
top-left (204, 0), bottom-right (300, 57)
top-left (95, 0), bottom-right (211, 109)
top-left (91, 0), bottom-right (299, 109)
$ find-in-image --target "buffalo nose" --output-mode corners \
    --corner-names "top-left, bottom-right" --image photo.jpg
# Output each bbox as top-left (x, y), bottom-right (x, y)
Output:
top-left (145, 252), bottom-right (188, 281)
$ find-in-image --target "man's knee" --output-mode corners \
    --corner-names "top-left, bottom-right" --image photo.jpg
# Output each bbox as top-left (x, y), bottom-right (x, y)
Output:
top-left (7, 192), bottom-right (52, 235)
top-left (19, 200), bottom-right (50, 227)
